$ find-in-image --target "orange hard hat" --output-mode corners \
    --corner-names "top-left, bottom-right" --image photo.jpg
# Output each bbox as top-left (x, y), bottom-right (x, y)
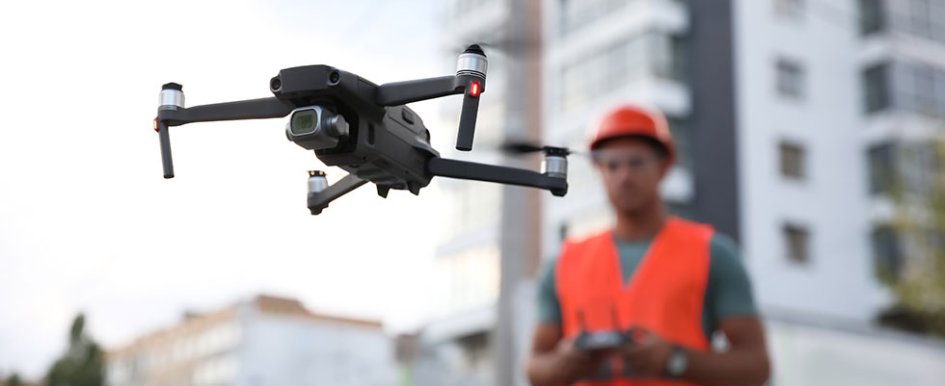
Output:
top-left (589, 104), bottom-right (674, 164)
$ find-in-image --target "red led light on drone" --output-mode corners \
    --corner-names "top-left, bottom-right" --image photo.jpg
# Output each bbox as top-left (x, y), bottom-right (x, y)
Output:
top-left (469, 81), bottom-right (481, 98)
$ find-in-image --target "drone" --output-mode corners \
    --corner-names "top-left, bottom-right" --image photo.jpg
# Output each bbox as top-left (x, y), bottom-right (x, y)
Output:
top-left (154, 45), bottom-right (570, 215)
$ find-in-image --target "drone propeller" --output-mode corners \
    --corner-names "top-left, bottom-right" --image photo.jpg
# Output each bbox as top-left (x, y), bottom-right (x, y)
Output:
top-left (445, 37), bottom-right (539, 58)
top-left (499, 141), bottom-right (545, 155)
top-left (498, 140), bottom-right (588, 158)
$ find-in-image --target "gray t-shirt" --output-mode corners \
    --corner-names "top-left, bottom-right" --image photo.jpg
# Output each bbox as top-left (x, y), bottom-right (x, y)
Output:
top-left (536, 232), bottom-right (757, 338)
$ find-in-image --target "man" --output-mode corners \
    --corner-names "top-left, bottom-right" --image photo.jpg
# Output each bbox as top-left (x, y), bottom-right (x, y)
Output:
top-left (526, 105), bottom-right (770, 386)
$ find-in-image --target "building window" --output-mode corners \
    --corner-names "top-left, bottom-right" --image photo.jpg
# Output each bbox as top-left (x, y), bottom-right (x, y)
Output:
top-left (868, 143), bottom-right (896, 195)
top-left (783, 223), bottom-right (810, 264)
top-left (670, 35), bottom-right (689, 83)
top-left (776, 58), bottom-right (806, 99)
top-left (560, 33), bottom-right (686, 111)
top-left (899, 142), bottom-right (940, 195)
top-left (860, 0), bottom-right (945, 43)
top-left (906, 0), bottom-right (945, 43)
top-left (667, 117), bottom-right (692, 170)
top-left (871, 225), bottom-right (902, 280)
top-left (779, 141), bottom-right (806, 180)
top-left (908, 63), bottom-right (939, 117)
top-left (863, 60), bottom-right (945, 118)
top-left (859, 0), bottom-right (885, 35)
top-left (560, 0), bottom-right (630, 35)
top-left (863, 63), bottom-right (890, 113)
top-left (890, 61), bottom-right (945, 119)
top-left (560, 35), bottom-right (648, 111)
top-left (908, 0), bottom-right (934, 39)
top-left (774, 0), bottom-right (804, 18)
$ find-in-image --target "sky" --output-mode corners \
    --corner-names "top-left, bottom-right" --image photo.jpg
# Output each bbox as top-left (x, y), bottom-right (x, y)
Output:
top-left (0, 0), bottom-right (451, 379)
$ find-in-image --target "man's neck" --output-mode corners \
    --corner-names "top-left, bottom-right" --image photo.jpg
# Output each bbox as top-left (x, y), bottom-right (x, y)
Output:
top-left (613, 203), bottom-right (668, 241)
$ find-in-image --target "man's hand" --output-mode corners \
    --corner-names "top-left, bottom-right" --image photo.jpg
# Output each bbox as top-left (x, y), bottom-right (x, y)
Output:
top-left (621, 318), bottom-right (770, 386)
top-left (528, 323), bottom-right (615, 386)
top-left (620, 327), bottom-right (673, 378)
top-left (555, 336), bottom-right (613, 380)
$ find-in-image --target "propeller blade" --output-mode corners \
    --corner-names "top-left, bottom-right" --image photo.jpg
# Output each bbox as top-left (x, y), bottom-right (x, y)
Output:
top-left (500, 141), bottom-right (545, 154)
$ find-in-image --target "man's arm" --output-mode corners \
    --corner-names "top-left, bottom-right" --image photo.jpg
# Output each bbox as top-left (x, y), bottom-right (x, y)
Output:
top-left (680, 233), bottom-right (771, 385)
top-left (526, 323), bottom-right (611, 386)
top-left (620, 317), bottom-right (769, 386)
top-left (528, 256), bottom-right (581, 386)
top-left (681, 316), bottom-right (770, 386)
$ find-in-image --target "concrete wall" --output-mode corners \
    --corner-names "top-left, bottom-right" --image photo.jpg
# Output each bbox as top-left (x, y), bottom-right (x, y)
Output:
top-left (766, 315), bottom-right (945, 386)
top-left (238, 310), bottom-right (394, 386)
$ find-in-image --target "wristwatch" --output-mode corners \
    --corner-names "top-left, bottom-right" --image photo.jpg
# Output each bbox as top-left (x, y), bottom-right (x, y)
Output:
top-left (665, 345), bottom-right (688, 378)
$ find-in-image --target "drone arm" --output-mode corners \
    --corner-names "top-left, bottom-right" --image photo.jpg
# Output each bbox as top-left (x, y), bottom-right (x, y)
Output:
top-left (307, 174), bottom-right (368, 215)
top-left (428, 157), bottom-right (568, 197)
top-left (157, 97), bottom-right (293, 126)
top-left (154, 94), bottom-right (294, 178)
top-left (374, 76), bottom-right (461, 106)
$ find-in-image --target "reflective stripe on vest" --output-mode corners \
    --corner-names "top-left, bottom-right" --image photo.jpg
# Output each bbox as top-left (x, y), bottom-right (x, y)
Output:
top-left (555, 216), bottom-right (713, 386)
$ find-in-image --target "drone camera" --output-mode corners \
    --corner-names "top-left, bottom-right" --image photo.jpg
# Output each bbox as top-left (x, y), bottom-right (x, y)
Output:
top-left (286, 106), bottom-right (349, 150)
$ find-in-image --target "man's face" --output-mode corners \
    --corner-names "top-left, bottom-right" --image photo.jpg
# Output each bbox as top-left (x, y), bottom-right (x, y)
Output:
top-left (593, 138), bottom-right (670, 215)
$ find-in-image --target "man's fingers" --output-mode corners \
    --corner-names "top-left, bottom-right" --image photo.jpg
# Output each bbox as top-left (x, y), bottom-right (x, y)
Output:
top-left (625, 326), bottom-right (656, 343)
top-left (622, 338), bottom-right (658, 356)
top-left (588, 347), bottom-right (618, 359)
top-left (621, 343), bottom-right (647, 356)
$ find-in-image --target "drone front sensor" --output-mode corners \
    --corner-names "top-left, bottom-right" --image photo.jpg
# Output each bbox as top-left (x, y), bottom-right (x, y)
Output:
top-left (153, 45), bottom-right (569, 215)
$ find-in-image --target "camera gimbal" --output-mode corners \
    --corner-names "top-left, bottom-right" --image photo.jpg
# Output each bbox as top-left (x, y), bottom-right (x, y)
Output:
top-left (154, 45), bottom-right (569, 215)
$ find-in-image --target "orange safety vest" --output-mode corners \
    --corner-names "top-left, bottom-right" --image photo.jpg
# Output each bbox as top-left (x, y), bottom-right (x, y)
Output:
top-left (555, 216), bottom-right (714, 386)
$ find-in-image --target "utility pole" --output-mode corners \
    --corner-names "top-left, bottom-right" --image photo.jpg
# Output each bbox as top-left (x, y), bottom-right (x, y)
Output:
top-left (495, 0), bottom-right (543, 385)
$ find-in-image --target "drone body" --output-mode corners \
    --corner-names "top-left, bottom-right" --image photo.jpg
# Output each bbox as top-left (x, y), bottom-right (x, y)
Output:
top-left (154, 45), bottom-right (569, 215)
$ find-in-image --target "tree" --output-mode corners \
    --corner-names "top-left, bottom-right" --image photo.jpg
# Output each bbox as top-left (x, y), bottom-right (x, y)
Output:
top-left (45, 313), bottom-right (105, 386)
top-left (877, 141), bottom-right (945, 337)
top-left (4, 373), bottom-right (23, 386)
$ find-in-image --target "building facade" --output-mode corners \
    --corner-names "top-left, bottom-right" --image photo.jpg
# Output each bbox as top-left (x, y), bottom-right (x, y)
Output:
top-left (106, 295), bottom-right (395, 386)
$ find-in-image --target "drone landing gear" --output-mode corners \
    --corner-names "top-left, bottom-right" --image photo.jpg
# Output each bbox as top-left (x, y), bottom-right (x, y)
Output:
top-left (306, 172), bottom-right (368, 215)
top-left (306, 171), bottom-right (425, 214)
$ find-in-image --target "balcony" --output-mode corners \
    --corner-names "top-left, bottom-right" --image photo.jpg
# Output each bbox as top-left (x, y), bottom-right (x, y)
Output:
top-left (861, 60), bottom-right (945, 134)
top-left (860, 0), bottom-right (945, 45)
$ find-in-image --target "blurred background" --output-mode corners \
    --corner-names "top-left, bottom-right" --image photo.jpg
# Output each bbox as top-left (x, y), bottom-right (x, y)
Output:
top-left (2, 0), bottom-right (945, 385)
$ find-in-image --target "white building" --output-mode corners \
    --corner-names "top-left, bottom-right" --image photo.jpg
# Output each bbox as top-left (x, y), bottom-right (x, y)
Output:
top-left (106, 295), bottom-right (395, 386)
top-left (415, 0), bottom-right (945, 386)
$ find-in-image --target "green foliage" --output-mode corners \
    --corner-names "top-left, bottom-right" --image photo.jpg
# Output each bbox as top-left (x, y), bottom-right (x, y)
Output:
top-left (44, 313), bottom-right (105, 386)
top-left (4, 373), bottom-right (23, 386)
top-left (881, 141), bottom-right (945, 337)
